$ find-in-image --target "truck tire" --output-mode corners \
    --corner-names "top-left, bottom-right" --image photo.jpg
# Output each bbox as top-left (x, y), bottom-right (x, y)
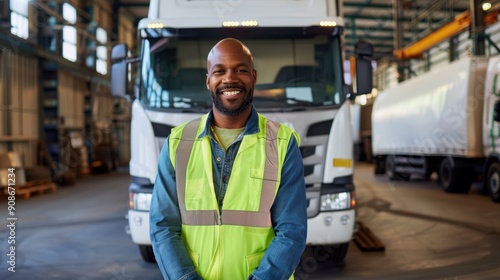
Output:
top-left (309, 243), bottom-right (349, 264)
top-left (330, 242), bottom-right (349, 263)
top-left (139, 245), bottom-right (156, 263)
top-left (438, 157), bottom-right (472, 193)
top-left (385, 155), bottom-right (410, 181)
top-left (486, 162), bottom-right (500, 203)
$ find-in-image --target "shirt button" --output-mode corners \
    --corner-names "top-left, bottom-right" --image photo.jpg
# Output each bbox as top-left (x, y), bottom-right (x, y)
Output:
top-left (216, 157), bottom-right (221, 162)
top-left (223, 175), bottom-right (229, 183)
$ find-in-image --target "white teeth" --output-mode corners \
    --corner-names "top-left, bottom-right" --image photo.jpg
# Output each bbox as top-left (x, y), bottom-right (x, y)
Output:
top-left (222, 91), bottom-right (240, 96)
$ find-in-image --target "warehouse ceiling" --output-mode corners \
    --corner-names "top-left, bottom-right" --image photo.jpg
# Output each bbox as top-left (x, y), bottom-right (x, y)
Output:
top-left (115, 0), bottom-right (494, 60)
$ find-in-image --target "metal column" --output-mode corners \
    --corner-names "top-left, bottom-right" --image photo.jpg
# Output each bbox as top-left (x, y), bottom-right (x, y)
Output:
top-left (470, 0), bottom-right (485, 55)
top-left (393, 0), bottom-right (406, 82)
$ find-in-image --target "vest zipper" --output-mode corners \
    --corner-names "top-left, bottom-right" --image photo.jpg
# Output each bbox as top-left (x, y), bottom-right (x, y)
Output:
top-left (218, 149), bottom-right (227, 214)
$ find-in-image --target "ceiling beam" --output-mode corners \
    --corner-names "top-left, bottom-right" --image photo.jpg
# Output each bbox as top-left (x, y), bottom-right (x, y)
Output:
top-left (345, 45), bottom-right (395, 51)
top-left (344, 24), bottom-right (431, 34)
top-left (348, 0), bottom-right (374, 18)
top-left (343, 14), bottom-right (455, 23)
top-left (345, 35), bottom-right (412, 43)
top-left (344, 1), bottom-right (388, 10)
top-left (343, 1), bottom-right (466, 13)
top-left (118, 2), bottom-right (149, 7)
top-left (345, 44), bottom-right (395, 49)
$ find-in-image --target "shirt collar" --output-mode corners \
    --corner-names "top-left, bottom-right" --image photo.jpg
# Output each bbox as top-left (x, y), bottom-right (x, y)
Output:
top-left (198, 106), bottom-right (260, 139)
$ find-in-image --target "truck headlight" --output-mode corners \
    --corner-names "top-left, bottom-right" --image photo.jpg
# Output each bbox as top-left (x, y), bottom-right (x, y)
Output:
top-left (320, 192), bottom-right (352, 211)
top-left (130, 193), bottom-right (152, 211)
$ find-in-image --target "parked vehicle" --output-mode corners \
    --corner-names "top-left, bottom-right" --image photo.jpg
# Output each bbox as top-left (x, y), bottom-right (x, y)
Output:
top-left (111, 0), bottom-right (373, 262)
top-left (372, 55), bottom-right (500, 203)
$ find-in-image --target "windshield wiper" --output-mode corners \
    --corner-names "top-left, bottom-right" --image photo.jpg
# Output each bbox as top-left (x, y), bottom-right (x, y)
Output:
top-left (173, 97), bottom-right (211, 112)
top-left (284, 97), bottom-right (323, 106)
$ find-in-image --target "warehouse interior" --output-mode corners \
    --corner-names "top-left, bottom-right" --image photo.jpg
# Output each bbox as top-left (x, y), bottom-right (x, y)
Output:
top-left (1, 1), bottom-right (500, 279)
top-left (0, 0), bottom-right (498, 189)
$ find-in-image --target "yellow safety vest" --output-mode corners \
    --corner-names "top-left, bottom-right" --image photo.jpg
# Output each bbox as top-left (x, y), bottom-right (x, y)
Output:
top-left (168, 113), bottom-right (298, 280)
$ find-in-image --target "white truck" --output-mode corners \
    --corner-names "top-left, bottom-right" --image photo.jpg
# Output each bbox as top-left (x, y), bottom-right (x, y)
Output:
top-left (111, 0), bottom-right (373, 263)
top-left (372, 55), bottom-right (500, 203)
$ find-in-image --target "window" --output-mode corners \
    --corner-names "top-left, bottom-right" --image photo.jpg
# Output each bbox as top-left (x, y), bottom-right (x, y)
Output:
top-left (96, 27), bottom-right (107, 75)
top-left (62, 3), bottom-right (77, 62)
top-left (10, 0), bottom-right (29, 39)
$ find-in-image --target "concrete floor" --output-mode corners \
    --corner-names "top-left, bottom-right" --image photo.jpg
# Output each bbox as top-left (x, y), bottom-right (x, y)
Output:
top-left (0, 162), bottom-right (499, 279)
top-left (304, 163), bottom-right (500, 280)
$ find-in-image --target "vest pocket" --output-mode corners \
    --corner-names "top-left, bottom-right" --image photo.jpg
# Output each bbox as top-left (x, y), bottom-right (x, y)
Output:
top-left (245, 250), bottom-right (265, 275)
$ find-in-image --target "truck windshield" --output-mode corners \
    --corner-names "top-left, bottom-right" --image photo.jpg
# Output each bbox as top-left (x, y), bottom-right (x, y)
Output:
top-left (139, 32), bottom-right (345, 112)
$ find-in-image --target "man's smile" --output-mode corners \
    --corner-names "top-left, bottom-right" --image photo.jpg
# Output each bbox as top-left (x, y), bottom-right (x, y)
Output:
top-left (221, 90), bottom-right (241, 96)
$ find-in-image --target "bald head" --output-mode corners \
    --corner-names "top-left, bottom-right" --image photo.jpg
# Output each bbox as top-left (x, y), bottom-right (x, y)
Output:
top-left (207, 38), bottom-right (254, 71)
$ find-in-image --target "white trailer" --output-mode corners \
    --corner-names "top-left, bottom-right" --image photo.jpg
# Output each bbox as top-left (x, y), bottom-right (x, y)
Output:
top-left (111, 0), bottom-right (373, 263)
top-left (372, 56), bottom-right (500, 202)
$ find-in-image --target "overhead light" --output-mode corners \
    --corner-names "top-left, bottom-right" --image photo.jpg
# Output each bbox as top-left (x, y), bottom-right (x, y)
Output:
top-left (147, 23), bottom-right (164, 29)
top-left (241, 20), bottom-right (258, 27)
top-left (482, 2), bottom-right (492, 10)
top-left (320, 20), bottom-right (337, 27)
top-left (222, 21), bottom-right (239, 27)
top-left (222, 20), bottom-right (258, 27)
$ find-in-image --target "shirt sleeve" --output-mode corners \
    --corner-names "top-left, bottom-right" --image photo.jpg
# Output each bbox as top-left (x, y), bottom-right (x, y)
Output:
top-left (249, 136), bottom-right (308, 280)
top-left (149, 136), bottom-right (202, 280)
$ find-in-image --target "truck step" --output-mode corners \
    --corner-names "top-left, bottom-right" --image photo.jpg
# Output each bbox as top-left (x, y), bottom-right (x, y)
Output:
top-left (353, 222), bottom-right (385, 252)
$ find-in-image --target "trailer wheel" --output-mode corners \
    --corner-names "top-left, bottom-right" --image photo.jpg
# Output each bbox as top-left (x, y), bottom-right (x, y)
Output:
top-left (486, 162), bottom-right (500, 203)
top-left (385, 155), bottom-right (396, 180)
top-left (139, 245), bottom-right (156, 263)
top-left (374, 156), bottom-right (385, 175)
top-left (438, 157), bottom-right (472, 193)
top-left (385, 155), bottom-right (410, 181)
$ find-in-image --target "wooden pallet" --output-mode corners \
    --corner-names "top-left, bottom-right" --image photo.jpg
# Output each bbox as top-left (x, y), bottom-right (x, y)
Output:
top-left (353, 222), bottom-right (385, 252)
top-left (2, 180), bottom-right (57, 199)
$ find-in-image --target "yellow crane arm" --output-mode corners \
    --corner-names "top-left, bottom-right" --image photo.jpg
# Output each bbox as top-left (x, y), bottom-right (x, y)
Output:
top-left (395, 10), bottom-right (498, 59)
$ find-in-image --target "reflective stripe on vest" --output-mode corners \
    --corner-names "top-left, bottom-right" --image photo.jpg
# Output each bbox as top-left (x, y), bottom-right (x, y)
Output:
top-left (175, 118), bottom-right (280, 227)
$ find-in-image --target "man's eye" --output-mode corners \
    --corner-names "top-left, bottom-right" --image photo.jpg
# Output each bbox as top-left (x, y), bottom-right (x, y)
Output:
top-left (237, 69), bottom-right (249, 73)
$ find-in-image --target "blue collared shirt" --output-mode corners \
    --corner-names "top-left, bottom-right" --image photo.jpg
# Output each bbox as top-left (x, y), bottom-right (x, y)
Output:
top-left (150, 107), bottom-right (307, 280)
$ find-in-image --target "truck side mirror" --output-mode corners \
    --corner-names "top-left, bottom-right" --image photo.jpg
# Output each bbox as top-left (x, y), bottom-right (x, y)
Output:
top-left (354, 41), bottom-right (374, 96)
top-left (494, 101), bottom-right (500, 122)
top-left (111, 43), bottom-right (130, 98)
top-left (112, 43), bottom-right (128, 61)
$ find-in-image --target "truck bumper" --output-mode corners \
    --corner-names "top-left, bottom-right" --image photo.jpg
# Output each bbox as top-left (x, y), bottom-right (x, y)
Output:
top-left (306, 209), bottom-right (355, 245)
top-left (128, 210), bottom-right (151, 245)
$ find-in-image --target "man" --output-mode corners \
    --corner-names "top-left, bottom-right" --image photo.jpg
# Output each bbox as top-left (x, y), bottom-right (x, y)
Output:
top-left (150, 38), bottom-right (307, 280)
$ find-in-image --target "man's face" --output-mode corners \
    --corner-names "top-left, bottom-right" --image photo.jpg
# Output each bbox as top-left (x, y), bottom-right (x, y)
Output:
top-left (206, 42), bottom-right (257, 116)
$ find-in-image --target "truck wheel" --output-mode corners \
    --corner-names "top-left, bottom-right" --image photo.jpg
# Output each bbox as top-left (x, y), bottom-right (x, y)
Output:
top-left (487, 162), bottom-right (500, 202)
top-left (438, 157), bottom-right (472, 193)
top-left (309, 243), bottom-right (349, 264)
top-left (139, 245), bottom-right (156, 263)
top-left (385, 155), bottom-right (410, 181)
top-left (330, 242), bottom-right (349, 263)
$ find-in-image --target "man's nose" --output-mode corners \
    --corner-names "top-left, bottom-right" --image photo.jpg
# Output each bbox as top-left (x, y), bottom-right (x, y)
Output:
top-left (222, 70), bottom-right (238, 83)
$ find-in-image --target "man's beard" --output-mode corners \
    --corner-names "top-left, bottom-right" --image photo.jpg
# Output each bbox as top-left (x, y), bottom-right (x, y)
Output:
top-left (210, 86), bottom-right (253, 116)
